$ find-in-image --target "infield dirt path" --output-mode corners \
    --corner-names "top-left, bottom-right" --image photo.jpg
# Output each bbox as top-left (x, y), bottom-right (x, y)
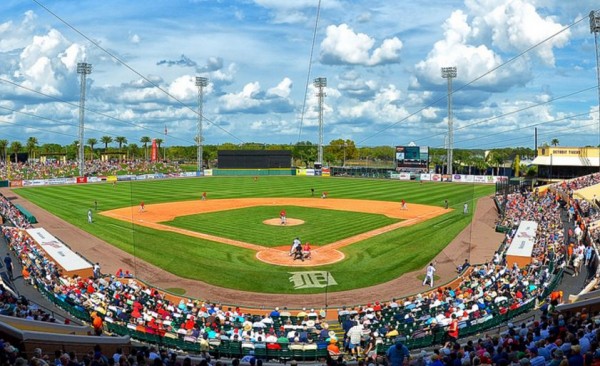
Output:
top-left (3, 188), bottom-right (503, 309)
top-left (101, 198), bottom-right (448, 266)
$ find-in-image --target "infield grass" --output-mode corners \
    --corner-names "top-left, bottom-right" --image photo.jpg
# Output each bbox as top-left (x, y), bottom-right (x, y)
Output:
top-left (164, 205), bottom-right (400, 246)
top-left (15, 176), bottom-right (494, 294)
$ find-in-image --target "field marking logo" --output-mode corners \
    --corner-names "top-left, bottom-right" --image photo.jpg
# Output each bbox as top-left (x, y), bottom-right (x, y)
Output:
top-left (289, 271), bottom-right (337, 289)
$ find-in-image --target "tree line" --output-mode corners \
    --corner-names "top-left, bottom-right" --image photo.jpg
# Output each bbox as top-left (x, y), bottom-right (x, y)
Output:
top-left (0, 137), bottom-right (540, 176)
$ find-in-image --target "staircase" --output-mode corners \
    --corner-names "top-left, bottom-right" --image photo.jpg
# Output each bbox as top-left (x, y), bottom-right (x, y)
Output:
top-left (327, 319), bottom-right (345, 340)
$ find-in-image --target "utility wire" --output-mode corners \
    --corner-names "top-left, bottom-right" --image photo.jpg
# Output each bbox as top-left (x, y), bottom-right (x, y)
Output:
top-left (411, 86), bottom-right (598, 145)
top-left (455, 121), bottom-right (599, 151)
top-left (296, 0), bottom-right (322, 144)
top-left (0, 77), bottom-right (191, 144)
top-left (31, 0), bottom-right (245, 144)
top-left (453, 109), bottom-right (596, 147)
top-left (428, 109), bottom-right (599, 150)
top-left (357, 12), bottom-right (588, 146)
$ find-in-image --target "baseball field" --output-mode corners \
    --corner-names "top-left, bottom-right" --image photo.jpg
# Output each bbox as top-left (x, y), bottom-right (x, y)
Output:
top-left (14, 176), bottom-right (495, 296)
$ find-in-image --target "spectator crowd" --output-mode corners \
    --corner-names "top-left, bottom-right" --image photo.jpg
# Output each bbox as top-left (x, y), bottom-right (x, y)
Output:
top-left (0, 160), bottom-right (185, 181)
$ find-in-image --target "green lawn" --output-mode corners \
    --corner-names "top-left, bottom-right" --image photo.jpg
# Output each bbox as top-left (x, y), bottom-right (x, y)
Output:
top-left (14, 176), bottom-right (495, 294)
top-left (164, 205), bottom-right (400, 247)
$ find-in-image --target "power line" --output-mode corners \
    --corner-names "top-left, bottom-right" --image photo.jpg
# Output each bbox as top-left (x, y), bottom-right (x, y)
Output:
top-left (357, 12), bottom-right (589, 146)
top-left (31, 0), bottom-right (245, 144)
top-left (431, 111), bottom-right (600, 151)
top-left (453, 109), bottom-right (596, 147)
top-left (296, 0), bottom-right (322, 144)
top-left (411, 86), bottom-right (598, 145)
top-left (0, 76), bottom-right (191, 144)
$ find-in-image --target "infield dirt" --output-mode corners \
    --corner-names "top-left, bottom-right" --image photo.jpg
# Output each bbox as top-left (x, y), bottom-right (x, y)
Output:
top-left (100, 198), bottom-right (448, 266)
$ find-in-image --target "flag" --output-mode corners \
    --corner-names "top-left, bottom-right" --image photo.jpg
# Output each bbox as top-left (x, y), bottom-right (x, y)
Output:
top-left (164, 125), bottom-right (168, 135)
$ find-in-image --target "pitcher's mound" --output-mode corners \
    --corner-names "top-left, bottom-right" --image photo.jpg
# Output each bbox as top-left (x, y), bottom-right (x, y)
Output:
top-left (263, 218), bottom-right (305, 226)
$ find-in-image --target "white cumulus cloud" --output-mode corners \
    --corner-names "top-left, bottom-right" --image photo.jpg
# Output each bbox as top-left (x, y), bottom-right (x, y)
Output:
top-left (267, 77), bottom-right (292, 98)
top-left (414, 10), bottom-right (529, 92)
top-left (466, 0), bottom-right (570, 66)
top-left (320, 24), bottom-right (403, 66)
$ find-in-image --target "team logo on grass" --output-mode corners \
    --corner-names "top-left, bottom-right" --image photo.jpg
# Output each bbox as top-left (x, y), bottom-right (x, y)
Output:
top-left (289, 271), bottom-right (337, 289)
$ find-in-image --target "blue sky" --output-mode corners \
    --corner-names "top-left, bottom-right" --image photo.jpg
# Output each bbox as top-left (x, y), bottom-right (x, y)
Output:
top-left (0, 0), bottom-right (599, 150)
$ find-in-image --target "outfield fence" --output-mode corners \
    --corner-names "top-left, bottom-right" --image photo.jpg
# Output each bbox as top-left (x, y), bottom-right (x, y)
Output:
top-left (3, 169), bottom-right (506, 187)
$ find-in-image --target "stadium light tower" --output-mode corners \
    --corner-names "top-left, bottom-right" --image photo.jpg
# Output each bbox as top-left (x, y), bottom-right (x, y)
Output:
top-left (196, 76), bottom-right (208, 173)
top-left (77, 62), bottom-right (92, 177)
top-left (441, 66), bottom-right (457, 176)
top-left (314, 77), bottom-right (327, 166)
top-left (591, 11), bottom-right (600, 172)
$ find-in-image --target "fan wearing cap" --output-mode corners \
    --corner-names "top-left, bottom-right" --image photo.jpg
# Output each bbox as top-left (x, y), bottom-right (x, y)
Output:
top-left (327, 338), bottom-right (340, 356)
top-left (386, 339), bottom-right (410, 366)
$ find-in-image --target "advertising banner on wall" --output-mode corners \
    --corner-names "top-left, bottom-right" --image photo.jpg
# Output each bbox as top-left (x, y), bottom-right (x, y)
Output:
top-left (431, 174), bottom-right (442, 182)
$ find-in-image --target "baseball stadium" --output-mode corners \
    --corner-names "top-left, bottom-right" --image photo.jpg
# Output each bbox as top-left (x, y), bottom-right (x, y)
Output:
top-left (0, 1), bottom-right (600, 366)
top-left (0, 151), bottom-right (586, 363)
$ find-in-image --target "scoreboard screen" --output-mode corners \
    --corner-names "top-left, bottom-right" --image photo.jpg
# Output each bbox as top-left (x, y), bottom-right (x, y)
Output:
top-left (395, 146), bottom-right (429, 171)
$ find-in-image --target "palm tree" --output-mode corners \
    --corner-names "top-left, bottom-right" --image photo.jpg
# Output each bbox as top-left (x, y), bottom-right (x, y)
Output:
top-left (0, 139), bottom-right (8, 161)
top-left (26, 137), bottom-right (38, 161)
top-left (473, 156), bottom-right (488, 175)
top-left (10, 141), bottom-right (22, 163)
top-left (486, 150), bottom-right (506, 176)
top-left (140, 136), bottom-right (151, 161)
top-left (551, 138), bottom-right (559, 147)
top-left (127, 143), bottom-right (139, 160)
top-left (100, 136), bottom-right (113, 150)
top-left (115, 136), bottom-right (127, 150)
top-left (87, 138), bottom-right (98, 160)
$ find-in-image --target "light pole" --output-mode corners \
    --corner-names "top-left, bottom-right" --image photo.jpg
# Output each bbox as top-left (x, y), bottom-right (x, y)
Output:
top-left (195, 77), bottom-right (208, 173)
top-left (314, 77), bottom-right (327, 167)
top-left (591, 11), bottom-right (600, 172)
top-left (442, 66), bottom-right (457, 177)
top-left (77, 62), bottom-right (92, 177)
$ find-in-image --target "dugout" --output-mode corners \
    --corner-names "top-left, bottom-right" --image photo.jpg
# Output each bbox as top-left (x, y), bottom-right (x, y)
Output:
top-left (217, 150), bottom-right (291, 169)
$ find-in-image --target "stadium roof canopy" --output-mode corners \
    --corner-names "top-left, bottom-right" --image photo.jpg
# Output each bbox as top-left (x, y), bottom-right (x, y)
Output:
top-left (531, 155), bottom-right (600, 167)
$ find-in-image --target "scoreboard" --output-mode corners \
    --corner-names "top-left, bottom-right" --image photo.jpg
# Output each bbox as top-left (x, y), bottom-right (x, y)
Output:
top-left (395, 146), bottom-right (429, 171)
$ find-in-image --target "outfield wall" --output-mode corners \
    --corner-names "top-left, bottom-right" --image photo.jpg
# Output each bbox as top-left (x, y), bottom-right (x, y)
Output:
top-left (3, 169), bottom-right (506, 187)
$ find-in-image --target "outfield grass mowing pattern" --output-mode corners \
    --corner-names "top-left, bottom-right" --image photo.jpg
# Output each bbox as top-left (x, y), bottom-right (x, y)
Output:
top-left (15, 176), bottom-right (494, 294)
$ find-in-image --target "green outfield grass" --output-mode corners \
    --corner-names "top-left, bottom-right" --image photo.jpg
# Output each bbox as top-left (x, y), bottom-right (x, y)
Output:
top-left (164, 205), bottom-right (400, 247)
top-left (15, 176), bottom-right (495, 295)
